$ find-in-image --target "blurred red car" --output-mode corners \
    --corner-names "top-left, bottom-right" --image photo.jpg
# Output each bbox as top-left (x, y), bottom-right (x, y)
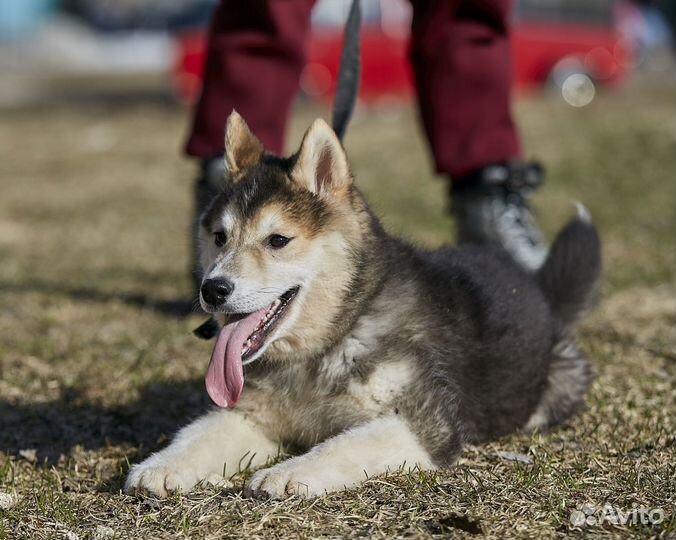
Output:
top-left (172, 0), bottom-right (633, 105)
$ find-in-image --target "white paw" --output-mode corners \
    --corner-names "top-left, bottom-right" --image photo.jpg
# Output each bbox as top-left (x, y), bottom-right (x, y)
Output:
top-left (246, 457), bottom-right (354, 499)
top-left (124, 452), bottom-right (217, 497)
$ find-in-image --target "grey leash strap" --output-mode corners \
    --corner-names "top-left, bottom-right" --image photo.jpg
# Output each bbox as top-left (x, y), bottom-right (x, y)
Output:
top-left (331, 0), bottom-right (362, 142)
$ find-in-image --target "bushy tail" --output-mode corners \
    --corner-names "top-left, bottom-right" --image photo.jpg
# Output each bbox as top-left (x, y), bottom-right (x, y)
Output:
top-left (537, 205), bottom-right (601, 326)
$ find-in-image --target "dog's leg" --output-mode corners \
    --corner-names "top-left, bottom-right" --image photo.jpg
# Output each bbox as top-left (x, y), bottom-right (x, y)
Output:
top-left (246, 414), bottom-right (435, 498)
top-left (524, 334), bottom-right (592, 432)
top-left (125, 409), bottom-right (277, 497)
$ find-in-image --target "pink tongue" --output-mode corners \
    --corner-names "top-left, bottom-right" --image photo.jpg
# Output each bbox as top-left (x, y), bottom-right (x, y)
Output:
top-left (205, 308), bottom-right (268, 408)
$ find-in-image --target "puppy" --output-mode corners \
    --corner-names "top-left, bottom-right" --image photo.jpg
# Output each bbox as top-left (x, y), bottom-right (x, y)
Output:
top-left (125, 111), bottom-right (600, 498)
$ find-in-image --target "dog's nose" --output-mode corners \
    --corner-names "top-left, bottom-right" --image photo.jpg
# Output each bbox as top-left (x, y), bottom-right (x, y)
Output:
top-left (200, 278), bottom-right (234, 306)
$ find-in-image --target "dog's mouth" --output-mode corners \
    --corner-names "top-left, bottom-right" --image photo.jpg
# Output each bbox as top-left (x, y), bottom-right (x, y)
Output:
top-left (241, 286), bottom-right (299, 363)
top-left (205, 286), bottom-right (299, 409)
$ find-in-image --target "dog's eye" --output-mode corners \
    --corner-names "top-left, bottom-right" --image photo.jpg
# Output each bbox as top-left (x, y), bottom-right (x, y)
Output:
top-left (268, 234), bottom-right (291, 249)
top-left (213, 231), bottom-right (226, 248)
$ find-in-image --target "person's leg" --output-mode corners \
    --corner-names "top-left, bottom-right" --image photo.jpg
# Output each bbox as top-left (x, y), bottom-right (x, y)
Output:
top-left (409, 0), bottom-right (547, 270)
top-left (186, 0), bottom-right (315, 158)
top-left (186, 0), bottom-right (314, 294)
top-left (409, 0), bottom-right (519, 179)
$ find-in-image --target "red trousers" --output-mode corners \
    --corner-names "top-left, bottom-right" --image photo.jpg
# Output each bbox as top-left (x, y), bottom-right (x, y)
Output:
top-left (186, 0), bottom-right (521, 180)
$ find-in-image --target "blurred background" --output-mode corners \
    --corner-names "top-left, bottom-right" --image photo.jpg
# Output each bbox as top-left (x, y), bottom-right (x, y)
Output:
top-left (0, 0), bottom-right (673, 107)
top-left (0, 0), bottom-right (674, 313)
top-left (0, 0), bottom-right (674, 300)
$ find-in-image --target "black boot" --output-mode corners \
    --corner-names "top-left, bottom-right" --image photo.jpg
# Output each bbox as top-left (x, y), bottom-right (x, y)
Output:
top-left (450, 160), bottom-right (548, 271)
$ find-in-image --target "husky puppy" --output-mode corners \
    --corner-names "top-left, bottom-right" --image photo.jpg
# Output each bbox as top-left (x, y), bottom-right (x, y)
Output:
top-left (125, 111), bottom-right (601, 498)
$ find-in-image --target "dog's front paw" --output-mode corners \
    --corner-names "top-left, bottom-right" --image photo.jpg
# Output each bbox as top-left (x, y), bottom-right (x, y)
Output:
top-left (246, 457), bottom-right (349, 499)
top-left (245, 461), bottom-right (306, 499)
top-left (125, 453), bottom-right (229, 497)
top-left (124, 453), bottom-right (199, 497)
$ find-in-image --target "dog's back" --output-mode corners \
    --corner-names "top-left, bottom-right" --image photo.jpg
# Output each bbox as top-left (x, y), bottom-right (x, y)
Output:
top-left (402, 207), bottom-right (601, 444)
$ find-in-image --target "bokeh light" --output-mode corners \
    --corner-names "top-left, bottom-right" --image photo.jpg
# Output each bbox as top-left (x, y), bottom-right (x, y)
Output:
top-left (561, 73), bottom-right (596, 107)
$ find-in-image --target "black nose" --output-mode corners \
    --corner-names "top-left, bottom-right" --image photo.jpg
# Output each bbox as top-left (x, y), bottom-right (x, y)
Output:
top-left (200, 278), bottom-right (234, 306)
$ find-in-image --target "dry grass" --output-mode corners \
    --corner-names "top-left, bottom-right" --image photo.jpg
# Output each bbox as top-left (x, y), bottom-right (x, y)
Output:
top-left (0, 81), bottom-right (674, 539)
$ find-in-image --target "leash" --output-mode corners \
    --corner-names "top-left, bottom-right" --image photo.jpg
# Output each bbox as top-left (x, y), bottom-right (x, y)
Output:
top-left (331, 0), bottom-right (362, 141)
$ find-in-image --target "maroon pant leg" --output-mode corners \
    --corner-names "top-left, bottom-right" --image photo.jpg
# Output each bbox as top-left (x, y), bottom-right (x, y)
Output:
top-left (187, 0), bottom-right (520, 181)
top-left (409, 0), bottom-right (521, 180)
top-left (185, 0), bottom-right (314, 157)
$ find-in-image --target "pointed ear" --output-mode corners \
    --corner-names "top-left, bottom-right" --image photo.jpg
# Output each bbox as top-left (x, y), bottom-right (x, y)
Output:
top-left (224, 110), bottom-right (264, 177)
top-left (291, 119), bottom-right (352, 196)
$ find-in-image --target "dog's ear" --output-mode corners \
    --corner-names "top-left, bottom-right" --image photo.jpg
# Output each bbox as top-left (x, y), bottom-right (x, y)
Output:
top-left (291, 119), bottom-right (351, 197)
top-left (224, 110), bottom-right (264, 177)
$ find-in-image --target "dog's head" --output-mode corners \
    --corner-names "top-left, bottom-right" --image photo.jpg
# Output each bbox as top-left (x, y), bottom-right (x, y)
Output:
top-left (197, 111), bottom-right (367, 406)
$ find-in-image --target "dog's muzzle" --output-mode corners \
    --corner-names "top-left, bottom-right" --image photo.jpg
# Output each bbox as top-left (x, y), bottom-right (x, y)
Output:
top-left (200, 278), bottom-right (234, 308)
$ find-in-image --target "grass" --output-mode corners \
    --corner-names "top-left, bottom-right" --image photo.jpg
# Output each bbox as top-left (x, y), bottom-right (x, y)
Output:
top-left (0, 80), bottom-right (674, 539)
